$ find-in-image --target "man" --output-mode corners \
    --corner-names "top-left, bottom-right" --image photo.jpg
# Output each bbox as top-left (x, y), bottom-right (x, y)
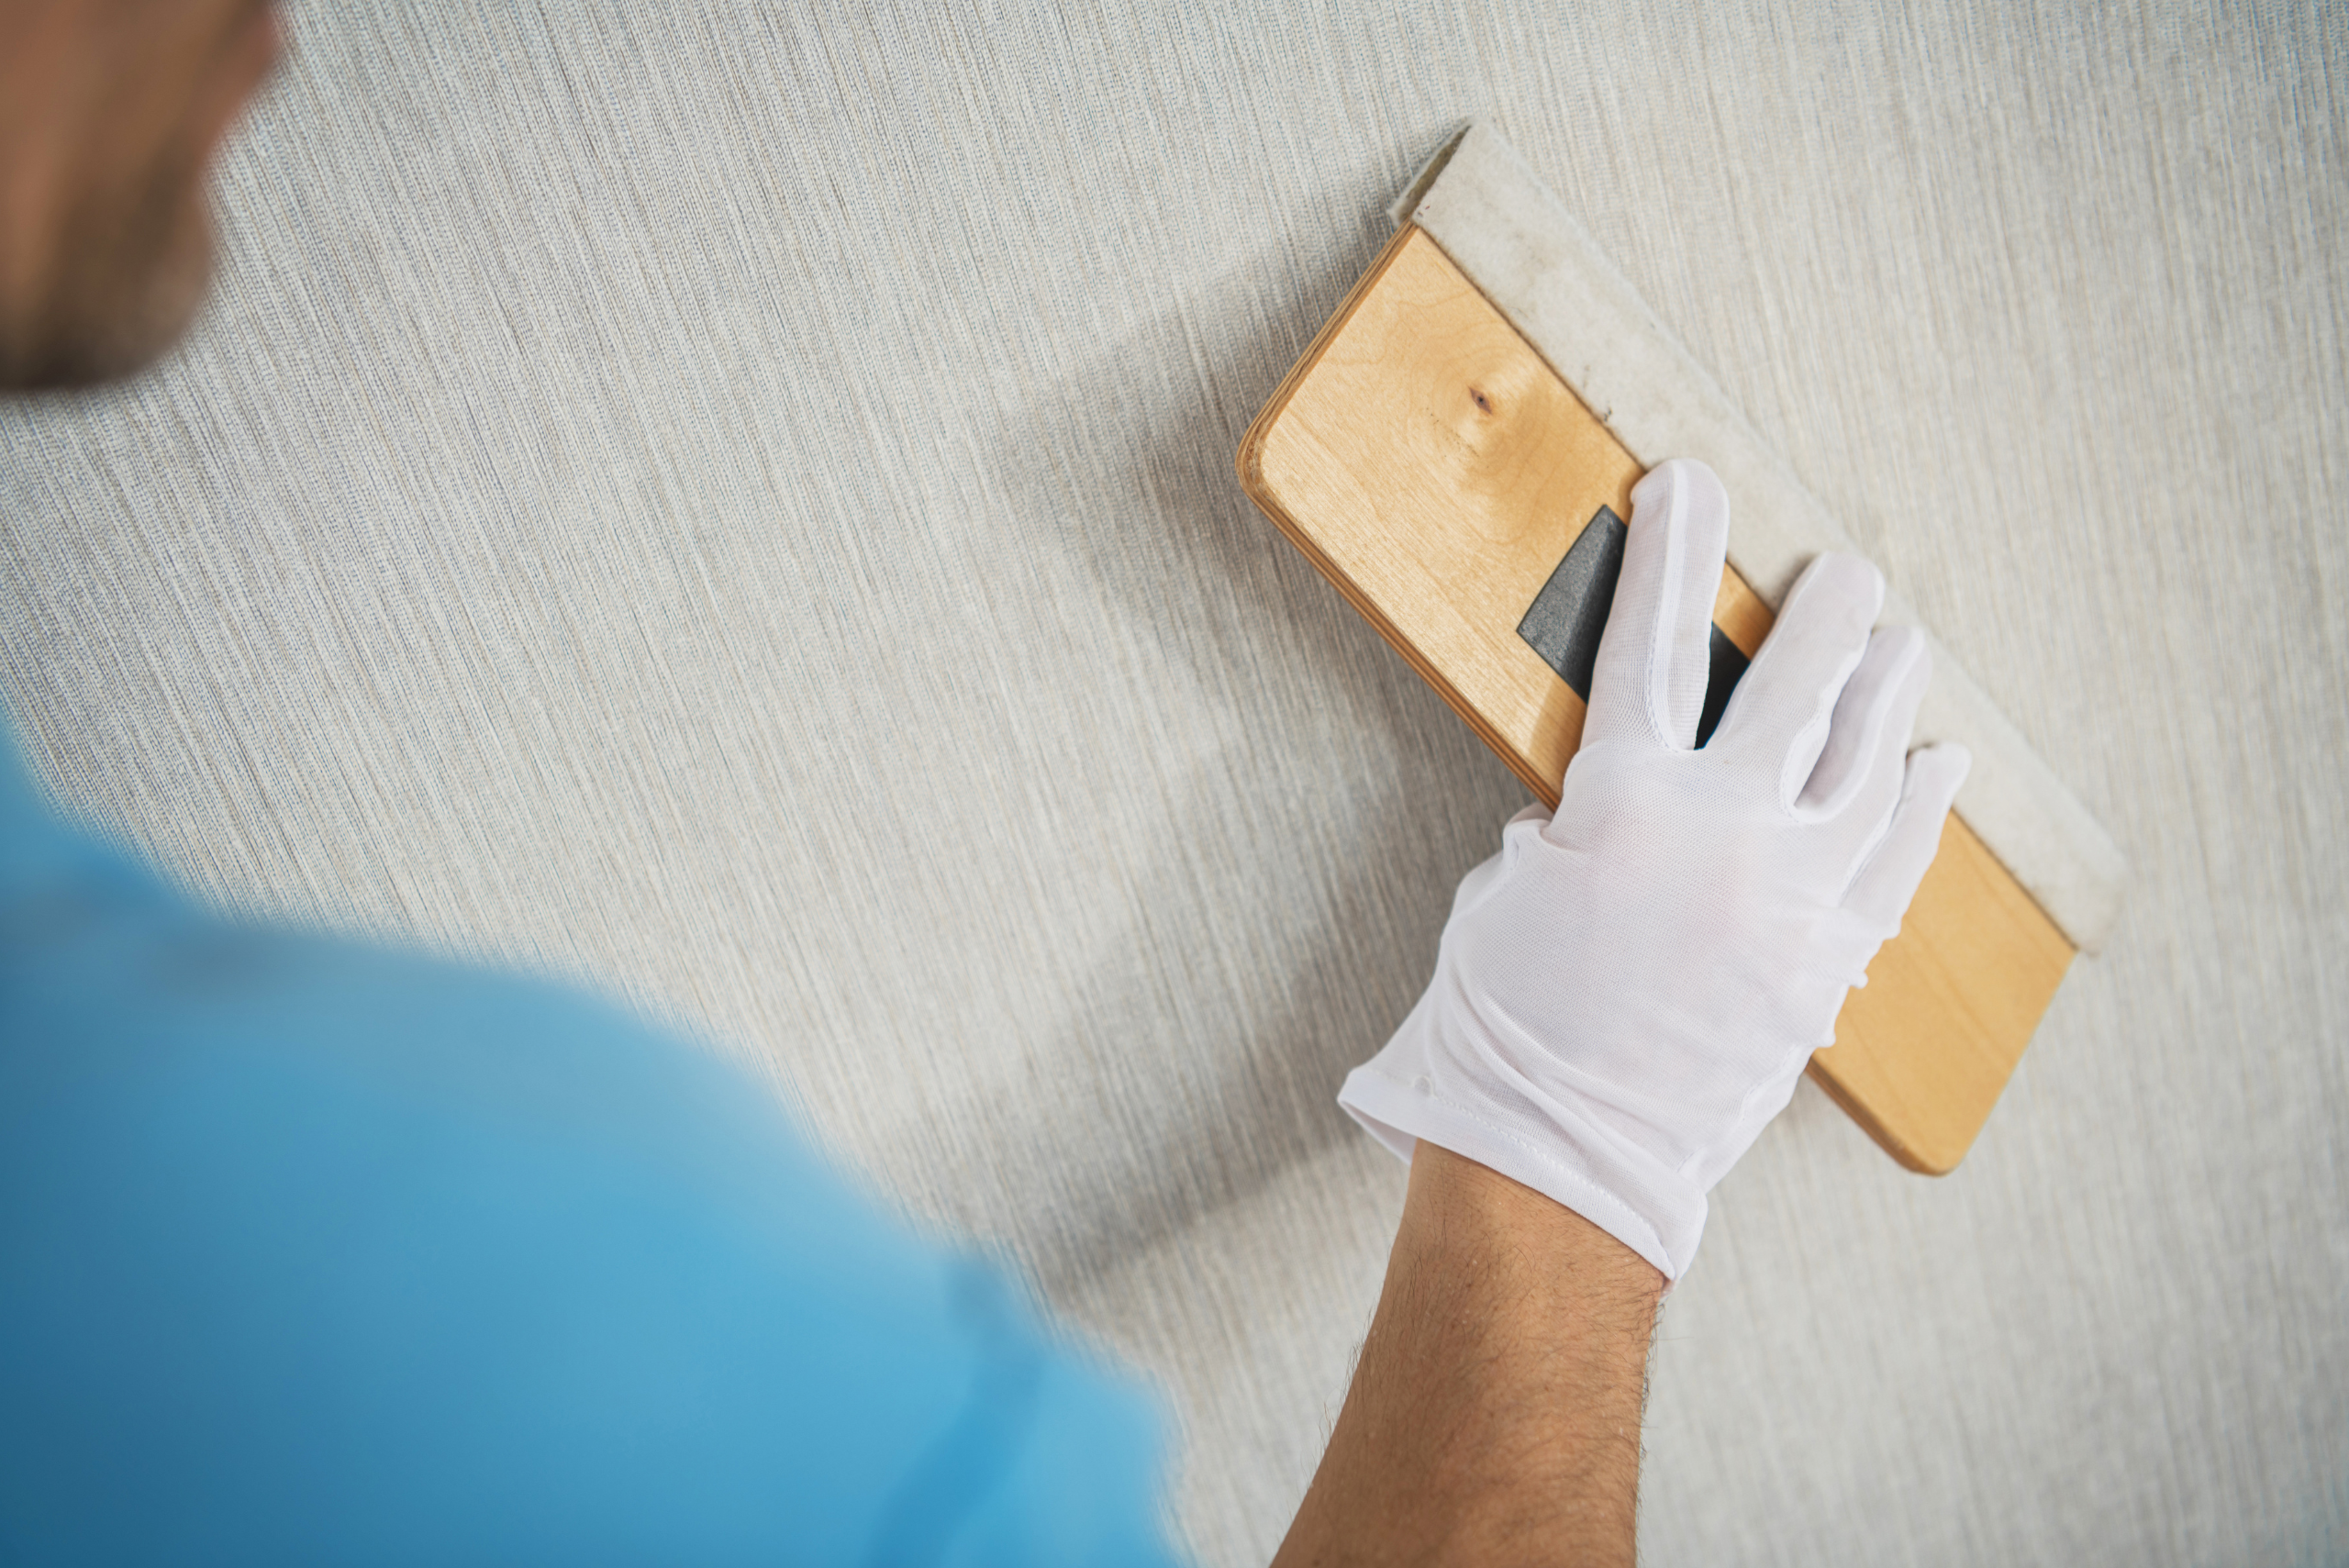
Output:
top-left (0, 3), bottom-right (1965, 1562)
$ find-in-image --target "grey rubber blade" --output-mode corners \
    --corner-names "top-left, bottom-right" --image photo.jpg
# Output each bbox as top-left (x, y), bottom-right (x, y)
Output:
top-left (1517, 505), bottom-right (1748, 746)
top-left (1516, 506), bottom-right (1626, 702)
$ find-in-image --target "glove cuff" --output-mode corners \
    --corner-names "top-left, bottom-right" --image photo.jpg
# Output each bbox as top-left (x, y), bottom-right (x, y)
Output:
top-left (1339, 1061), bottom-right (1701, 1282)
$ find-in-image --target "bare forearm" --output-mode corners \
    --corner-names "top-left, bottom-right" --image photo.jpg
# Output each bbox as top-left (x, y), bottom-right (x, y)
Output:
top-left (1275, 1145), bottom-right (1663, 1568)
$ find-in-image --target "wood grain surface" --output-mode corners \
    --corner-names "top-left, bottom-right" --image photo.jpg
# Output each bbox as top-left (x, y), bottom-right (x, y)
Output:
top-left (1238, 225), bottom-right (2074, 1173)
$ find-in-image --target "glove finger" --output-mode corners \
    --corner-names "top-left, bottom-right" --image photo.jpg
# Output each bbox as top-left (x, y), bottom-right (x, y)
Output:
top-left (1585, 458), bottom-right (1730, 751)
top-left (1843, 742), bottom-right (1972, 927)
top-left (1711, 551), bottom-right (1884, 798)
top-left (1796, 625), bottom-right (1931, 820)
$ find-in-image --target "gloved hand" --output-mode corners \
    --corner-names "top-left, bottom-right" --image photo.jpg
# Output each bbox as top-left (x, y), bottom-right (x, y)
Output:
top-left (1339, 459), bottom-right (1970, 1280)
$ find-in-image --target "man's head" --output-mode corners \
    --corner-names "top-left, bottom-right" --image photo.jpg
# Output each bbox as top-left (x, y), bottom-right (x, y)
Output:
top-left (0, 0), bottom-right (279, 389)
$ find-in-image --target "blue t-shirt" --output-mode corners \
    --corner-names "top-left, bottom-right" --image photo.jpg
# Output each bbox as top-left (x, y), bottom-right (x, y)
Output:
top-left (0, 726), bottom-right (1178, 1565)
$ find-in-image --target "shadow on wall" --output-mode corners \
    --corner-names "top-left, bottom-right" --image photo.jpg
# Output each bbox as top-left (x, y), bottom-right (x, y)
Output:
top-left (885, 178), bottom-right (1534, 1304)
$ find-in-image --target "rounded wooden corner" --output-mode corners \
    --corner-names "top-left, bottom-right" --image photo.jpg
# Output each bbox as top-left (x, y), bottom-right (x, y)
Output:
top-left (1805, 1057), bottom-right (1970, 1175)
top-left (1234, 409), bottom-right (1275, 503)
top-left (1233, 224), bottom-right (1429, 506)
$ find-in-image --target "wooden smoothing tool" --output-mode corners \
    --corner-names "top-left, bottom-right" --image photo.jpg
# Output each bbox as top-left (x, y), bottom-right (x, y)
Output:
top-left (1237, 123), bottom-right (2127, 1173)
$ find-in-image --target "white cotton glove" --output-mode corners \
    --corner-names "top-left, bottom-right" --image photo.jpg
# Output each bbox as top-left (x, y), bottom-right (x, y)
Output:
top-left (1339, 459), bottom-right (1970, 1280)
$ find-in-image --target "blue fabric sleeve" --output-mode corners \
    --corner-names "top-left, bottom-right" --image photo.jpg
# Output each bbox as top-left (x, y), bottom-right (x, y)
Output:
top-left (0, 728), bottom-right (1181, 1566)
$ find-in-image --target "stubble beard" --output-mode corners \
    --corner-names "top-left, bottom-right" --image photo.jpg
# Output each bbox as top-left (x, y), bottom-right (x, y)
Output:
top-left (5, 147), bottom-right (219, 392)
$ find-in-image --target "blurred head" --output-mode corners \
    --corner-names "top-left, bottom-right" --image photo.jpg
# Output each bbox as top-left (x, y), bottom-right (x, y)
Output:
top-left (0, 0), bottom-right (280, 389)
